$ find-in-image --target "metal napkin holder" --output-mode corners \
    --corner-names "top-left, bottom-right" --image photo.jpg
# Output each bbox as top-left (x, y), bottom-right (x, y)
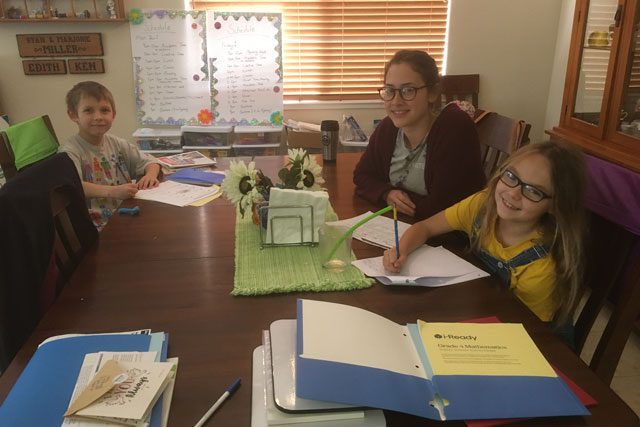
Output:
top-left (257, 203), bottom-right (318, 249)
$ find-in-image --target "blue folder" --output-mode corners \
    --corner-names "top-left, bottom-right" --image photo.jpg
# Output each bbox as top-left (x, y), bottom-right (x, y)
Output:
top-left (295, 299), bottom-right (589, 421)
top-left (167, 168), bottom-right (224, 186)
top-left (0, 333), bottom-right (163, 426)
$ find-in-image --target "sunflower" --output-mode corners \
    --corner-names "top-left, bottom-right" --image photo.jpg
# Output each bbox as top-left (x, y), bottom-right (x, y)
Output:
top-left (222, 160), bottom-right (259, 216)
top-left (300, 155), bottom-right (325, 191)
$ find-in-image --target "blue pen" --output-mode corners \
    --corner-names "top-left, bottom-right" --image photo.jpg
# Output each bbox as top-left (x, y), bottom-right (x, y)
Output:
top-left (194, 378), bottom-right (241, 427)
top-left (393, 204), bottom-right (400, 259)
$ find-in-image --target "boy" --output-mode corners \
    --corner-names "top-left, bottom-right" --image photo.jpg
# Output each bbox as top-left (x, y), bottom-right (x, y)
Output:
top-left (59, 81), bottom-right (161, 229)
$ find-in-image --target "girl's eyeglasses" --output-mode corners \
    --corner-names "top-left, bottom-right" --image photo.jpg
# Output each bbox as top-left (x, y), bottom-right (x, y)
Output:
top-left (378, 86), bottom-right (428, 101)
top-left (500, 169), bottom-right (552, 202)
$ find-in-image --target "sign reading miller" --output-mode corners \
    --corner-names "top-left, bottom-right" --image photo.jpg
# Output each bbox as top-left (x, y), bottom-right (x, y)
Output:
top-left (17, 33), bottom-right (103, 58)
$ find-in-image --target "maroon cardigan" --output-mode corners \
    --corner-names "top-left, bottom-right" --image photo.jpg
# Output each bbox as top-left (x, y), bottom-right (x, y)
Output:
top-left (353, 103), bottom-right (486, 219)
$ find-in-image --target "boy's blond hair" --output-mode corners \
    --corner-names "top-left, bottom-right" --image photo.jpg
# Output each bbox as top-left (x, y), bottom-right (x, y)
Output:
top-left (66, 81), bottom-right (116, 115)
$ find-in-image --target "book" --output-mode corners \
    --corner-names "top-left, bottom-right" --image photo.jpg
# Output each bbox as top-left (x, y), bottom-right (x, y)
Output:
top-left (167, 168), bottom-right (225, 187)
top-left (0, 332), bottom-right (168, 426)
top-left (65, 355), bottom-right (176, 426)
top-left (295, 299), bottom-right (589, 421)
top-left (351, 245), bottom-right (489, 287)
top-left (62, 352), bottom-right (178, 427)
top-left (156, 151), bottom-right (216, 168)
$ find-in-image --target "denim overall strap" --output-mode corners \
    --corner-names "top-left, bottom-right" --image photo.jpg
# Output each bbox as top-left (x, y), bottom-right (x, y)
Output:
top-left (472, 216), bottom-right (549, 288)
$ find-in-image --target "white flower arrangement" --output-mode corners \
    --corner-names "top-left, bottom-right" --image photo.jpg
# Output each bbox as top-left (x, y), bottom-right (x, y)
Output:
top-left (221, 149), bottom-right (325, 217)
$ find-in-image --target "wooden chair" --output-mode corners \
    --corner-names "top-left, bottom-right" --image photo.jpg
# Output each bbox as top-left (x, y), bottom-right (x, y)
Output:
top-left (0, 154), bottom-right (96, 371)
top-left (49, 185), bottom-right (93, 294)
top-left (475, 111), bottom-right (531, 178)
top-left (440, 74), bottom-right (480, 108)
top-left (0, 115), bottom-right (59, 181)
top-left (573, 212), bottom-right (640, 384)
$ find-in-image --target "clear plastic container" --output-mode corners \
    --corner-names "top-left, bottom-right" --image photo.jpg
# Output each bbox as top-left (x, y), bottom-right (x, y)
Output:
top-left (132, 128), bottom-right (182, 154)
top-left (232, 125), bottom-right (283, 156)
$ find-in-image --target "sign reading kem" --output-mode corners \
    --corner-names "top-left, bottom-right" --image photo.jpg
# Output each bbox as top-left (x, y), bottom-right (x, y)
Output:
top-left (17, 33), bottom-right (103, 57)
top-left (68, 59), bottom-right (105, 74)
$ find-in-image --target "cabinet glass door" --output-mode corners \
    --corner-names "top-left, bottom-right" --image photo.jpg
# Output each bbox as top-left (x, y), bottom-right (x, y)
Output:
top-left (572, 0), bottom-right (618, 126)
top-left (617, 2), bottom-right (640, 138)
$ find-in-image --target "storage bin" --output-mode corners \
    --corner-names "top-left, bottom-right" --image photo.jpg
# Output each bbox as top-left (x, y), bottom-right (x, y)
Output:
top-left (132, 128), bottom-right (182, 154)
top-left (232, 125), bottom-right (283, 156)
top-left (181, 125), bottom-right (233, 158)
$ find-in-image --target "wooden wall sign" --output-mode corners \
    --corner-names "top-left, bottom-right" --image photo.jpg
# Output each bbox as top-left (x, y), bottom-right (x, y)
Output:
top-left (68, 59), bottom-right (105, 74)
top-left (22, 60), bottom-right (67, 75)
top-left (16, 33), bottom-right (103, 57)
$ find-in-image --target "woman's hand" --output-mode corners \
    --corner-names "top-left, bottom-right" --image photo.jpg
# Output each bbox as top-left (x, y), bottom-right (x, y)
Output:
top-left (382, 247), bottom-right (406, 273)
top-left (386, 189), bottom-right (416, 216)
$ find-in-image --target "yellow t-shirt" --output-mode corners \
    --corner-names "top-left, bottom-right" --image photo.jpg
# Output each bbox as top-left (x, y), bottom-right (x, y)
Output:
top-left (444, 192), bottom-right (558, 321)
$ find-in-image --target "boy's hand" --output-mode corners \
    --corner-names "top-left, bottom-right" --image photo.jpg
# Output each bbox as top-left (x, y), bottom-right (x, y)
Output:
top-left (110, 183), bottom-right (139, 199)
top-left (382, 247), bottom-right (406, 273)
top-left (137, 174), bottom-right (160, 189)
top-left (386, 189), bottom-right (416, 217)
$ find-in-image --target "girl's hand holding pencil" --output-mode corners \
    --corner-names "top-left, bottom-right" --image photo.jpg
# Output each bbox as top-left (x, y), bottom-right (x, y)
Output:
top-left (382, 246), bottom-right (406, 273)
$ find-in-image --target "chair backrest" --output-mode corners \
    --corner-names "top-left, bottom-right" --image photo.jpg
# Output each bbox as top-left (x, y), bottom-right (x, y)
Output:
top-left (0, 154), bottom-right (97, 371)
top-left (573, 212), bottom-right (640, 384)
top-left (50, 185), bottom-right (88, 294)
top-left (440, 74), bottom-right (480, 108)
top-left (475, 112), bottom-right (531, 178)
top-left (0, 115), bottom-right (59, 181)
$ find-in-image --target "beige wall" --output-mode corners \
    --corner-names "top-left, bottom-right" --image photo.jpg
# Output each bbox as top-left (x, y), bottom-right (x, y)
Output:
top-left (0, 0), bottom-right (564, 143)
top-left (447, 0), bottom-right (563, 142)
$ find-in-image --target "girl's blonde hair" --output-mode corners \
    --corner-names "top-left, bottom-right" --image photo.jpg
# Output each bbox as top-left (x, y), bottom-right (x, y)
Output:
top-left (472, 141), bottom-right (587, 325)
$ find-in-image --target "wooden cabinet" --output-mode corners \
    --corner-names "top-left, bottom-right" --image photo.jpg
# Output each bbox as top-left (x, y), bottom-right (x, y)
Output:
top-left (0, 0), bottom-right (125, 22)
top-left (550, 0), bottom-right (640, 172)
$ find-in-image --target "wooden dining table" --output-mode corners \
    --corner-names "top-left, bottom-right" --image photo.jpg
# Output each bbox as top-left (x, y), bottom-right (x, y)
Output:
top-left (0, 153), bottom-right (637, 427)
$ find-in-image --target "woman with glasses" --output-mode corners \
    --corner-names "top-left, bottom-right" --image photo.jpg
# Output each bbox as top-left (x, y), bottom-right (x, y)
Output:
top-left (353, 50), bottom-right (485, 219)
top-left (383, 141), bottom-right (586, 347)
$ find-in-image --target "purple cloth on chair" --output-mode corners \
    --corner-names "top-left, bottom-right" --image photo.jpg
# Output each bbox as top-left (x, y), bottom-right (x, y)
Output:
top-left (585, 154), bottom-right (640, 236)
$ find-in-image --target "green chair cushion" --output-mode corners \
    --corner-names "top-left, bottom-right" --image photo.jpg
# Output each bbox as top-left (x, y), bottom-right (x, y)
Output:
top-left (5, 117), bottom-right (58, 170)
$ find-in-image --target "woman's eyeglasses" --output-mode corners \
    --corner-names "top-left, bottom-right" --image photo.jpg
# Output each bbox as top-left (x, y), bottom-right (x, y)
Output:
top-left (378, 86), bottom-right (428, 101)
top-left (500, 169), bottom-right (552, 202)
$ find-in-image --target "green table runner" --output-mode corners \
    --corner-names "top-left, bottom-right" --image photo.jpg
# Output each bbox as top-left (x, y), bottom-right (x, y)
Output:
top-left (232, 207), bottom-right (374, 296)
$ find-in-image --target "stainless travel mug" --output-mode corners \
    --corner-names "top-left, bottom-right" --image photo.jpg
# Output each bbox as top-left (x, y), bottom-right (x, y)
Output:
top-left (321, 120), bottom-right (339, 162)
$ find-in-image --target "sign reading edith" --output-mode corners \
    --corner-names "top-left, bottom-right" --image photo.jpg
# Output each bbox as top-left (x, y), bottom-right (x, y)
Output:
top-left (16, 33), bottom-right (103, 57)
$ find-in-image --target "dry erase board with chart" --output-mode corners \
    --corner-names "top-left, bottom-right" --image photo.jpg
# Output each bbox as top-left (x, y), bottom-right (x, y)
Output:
top-left (129, 9), bottom-right (283, 127)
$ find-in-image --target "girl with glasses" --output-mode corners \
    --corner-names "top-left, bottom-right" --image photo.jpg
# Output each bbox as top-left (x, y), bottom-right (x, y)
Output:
top-left (383, 141), bottom-right (586, 346)
top-left (353, 50), bottom-right (485, 219)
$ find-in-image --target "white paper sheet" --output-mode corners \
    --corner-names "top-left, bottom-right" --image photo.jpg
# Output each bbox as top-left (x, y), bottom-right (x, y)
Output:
top-left (352, 245), bottom-right (489, 287)
top-left (134, 181), bottom-right (220, 207)
top-left (327, 211), bottom-right (411, 249)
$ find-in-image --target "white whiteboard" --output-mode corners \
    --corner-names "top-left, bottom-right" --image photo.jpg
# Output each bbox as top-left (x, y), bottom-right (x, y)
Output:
top-left (129, 10), bottom-right (283, 127)
top-left (207, 11), bottom-right (283, 126)
top-left (130, 10), bottom-right (211, 125)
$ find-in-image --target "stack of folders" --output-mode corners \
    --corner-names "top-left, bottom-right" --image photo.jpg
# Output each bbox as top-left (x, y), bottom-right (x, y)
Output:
top-left (252, 320), bottom-right (386, 427)
top-left (0, 330), bottom-right (176, 427)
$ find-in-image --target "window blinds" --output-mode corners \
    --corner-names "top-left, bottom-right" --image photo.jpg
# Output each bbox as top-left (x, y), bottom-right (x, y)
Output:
top-left (191, 0), bottom-right (449, 101)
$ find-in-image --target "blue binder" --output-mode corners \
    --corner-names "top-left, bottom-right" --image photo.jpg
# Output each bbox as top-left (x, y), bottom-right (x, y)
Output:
top-left (0, 333), bottom-right (162, 426)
